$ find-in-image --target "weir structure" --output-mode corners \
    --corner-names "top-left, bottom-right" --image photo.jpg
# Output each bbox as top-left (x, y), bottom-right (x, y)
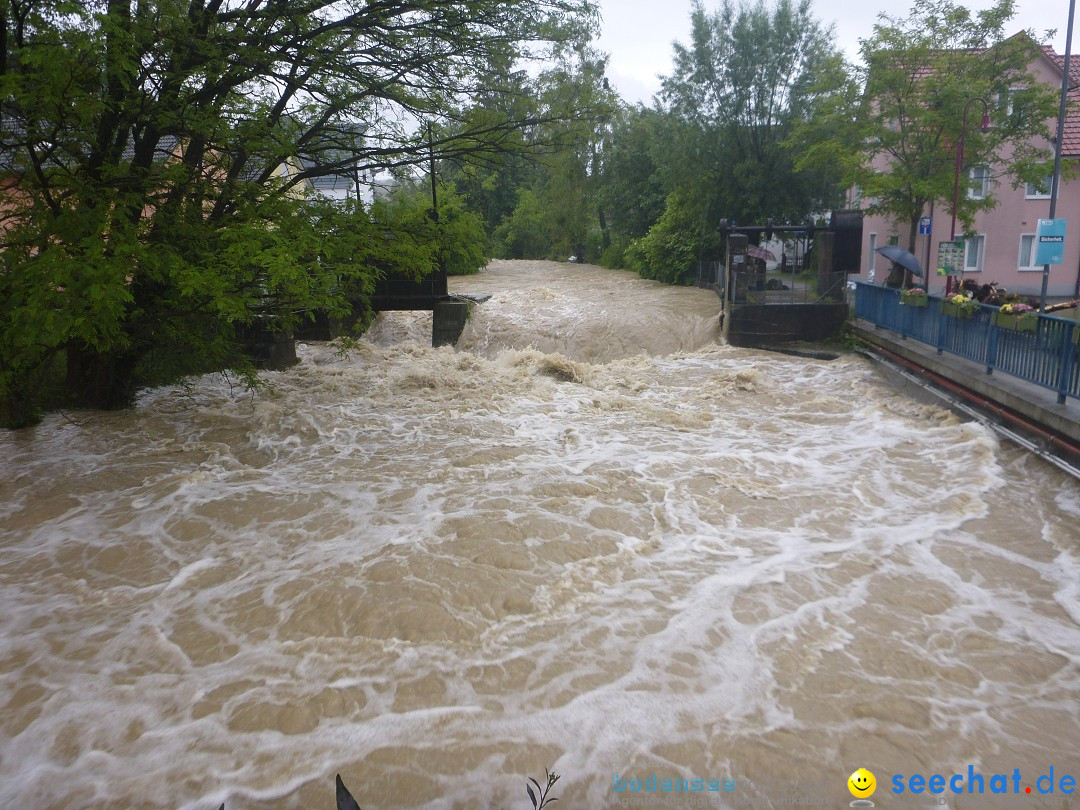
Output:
top-left (252, 267), bottom-right (475, 369)
top-left (696, 211), bottom-right (862, 348)
top-left (258, 128), bottom-right (476, 364)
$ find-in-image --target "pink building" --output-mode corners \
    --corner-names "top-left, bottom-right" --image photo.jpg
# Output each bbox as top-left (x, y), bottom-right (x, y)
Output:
top-left (852, 43), bottom-right (1080, 300)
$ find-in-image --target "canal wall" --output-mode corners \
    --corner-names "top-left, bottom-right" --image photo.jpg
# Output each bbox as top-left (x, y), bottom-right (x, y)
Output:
top-left (852, 318), bottom-right (1080, 458)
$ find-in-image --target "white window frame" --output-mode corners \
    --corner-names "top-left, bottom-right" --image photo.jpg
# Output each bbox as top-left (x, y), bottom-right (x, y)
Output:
top-left (1025, 176), bottom-right (1052, 199)
top-left (968, 165), bottom-right (990, 200)
top-left (868, 232), bottom-right (877, 277)
top-left (964, 234), bottom-right (986, 272)
top-left (1018, 234), bottom-right (1042, 271)
top-left (997, 88), bottom-right (1021, 116)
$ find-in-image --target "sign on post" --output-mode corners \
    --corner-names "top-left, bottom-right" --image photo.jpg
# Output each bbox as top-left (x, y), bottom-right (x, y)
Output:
top-left (936, 240), bottom-right (965, 276)
top-left (918, 216), bottom-right (932, 235)
top-left (1035, 219), bottom-right (1066, 265)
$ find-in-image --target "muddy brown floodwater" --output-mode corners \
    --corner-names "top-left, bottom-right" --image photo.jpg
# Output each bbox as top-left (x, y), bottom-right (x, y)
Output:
top-left (1, 260), bottom-right (1078, 809)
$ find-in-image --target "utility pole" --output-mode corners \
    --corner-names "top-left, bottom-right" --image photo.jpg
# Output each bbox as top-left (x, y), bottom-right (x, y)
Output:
top-left (1040, 0), bottom-right (1075, 310)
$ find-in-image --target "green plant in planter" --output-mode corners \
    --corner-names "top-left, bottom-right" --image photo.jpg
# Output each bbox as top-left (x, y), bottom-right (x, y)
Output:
top-left (942, 292), bottom-right (978, 318)
top-left (900, 287), bottom-right (928, 307)
top-left (994, 302), bottom-right (1038, 332)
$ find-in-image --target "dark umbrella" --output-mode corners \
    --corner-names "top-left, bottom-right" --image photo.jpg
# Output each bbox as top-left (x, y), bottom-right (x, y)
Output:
top-left (875, 245), bottom-right (923, 277)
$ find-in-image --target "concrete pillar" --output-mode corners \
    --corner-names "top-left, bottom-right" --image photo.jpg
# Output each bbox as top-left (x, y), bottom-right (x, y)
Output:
top-left (294, 311), bottom-right (342, 341)
top-left (265, 332), bottom-right (299, 369)
top-left (816, 231), bottom-right (844, 302)
top-left (727, 234), bottom-right (750, 304)
top-left (432, 300), bottom-right (471, 347)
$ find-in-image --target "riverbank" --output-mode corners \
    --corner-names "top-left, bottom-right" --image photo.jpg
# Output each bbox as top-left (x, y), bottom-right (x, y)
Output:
top-left (851, 317), bottom-right (1080, 453)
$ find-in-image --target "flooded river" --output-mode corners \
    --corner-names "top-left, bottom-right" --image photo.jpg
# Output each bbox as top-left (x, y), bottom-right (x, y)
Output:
top-left (1, 260), bottom-right (1078, 809)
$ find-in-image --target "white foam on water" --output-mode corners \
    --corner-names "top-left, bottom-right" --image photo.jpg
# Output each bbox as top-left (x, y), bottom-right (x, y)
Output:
top-left (1, 260), bottom-right (1078, 808)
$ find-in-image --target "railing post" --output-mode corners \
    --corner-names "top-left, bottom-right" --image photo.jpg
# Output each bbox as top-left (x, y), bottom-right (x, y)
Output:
top-left (985, 316), bottom-right (998, 375)
top-left (1058, 322), bottom-right (1076, 405)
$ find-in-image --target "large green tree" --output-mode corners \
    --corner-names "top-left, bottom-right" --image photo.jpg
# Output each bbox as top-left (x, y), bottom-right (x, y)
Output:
top-left (611, 0), bottom-right (847, 283)
top-left (795, 0), bottom-right (1059, 257)
top-left (660, 0), bottom-right (849, 226)
top-left (595, 105), bottom-right (669, 245)
top-left (0, 0), bottom-right (598, 425)
top-left (442, 39), bottom-right (617, 260)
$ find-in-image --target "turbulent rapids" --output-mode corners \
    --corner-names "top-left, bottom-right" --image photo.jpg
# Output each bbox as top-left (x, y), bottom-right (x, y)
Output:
top-left (1, 260), bottom-right (1079, 809)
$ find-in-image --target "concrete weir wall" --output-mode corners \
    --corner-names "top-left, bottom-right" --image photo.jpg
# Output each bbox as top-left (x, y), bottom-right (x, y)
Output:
top-left (720, 231), bottom-right (850, 347)
top-left (432, 300), bottom-right (471, 347)
top-left (723, 303), bottom-right (849, 347)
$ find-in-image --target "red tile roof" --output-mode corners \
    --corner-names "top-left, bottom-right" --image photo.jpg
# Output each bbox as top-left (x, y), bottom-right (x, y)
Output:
top-left (1043, 46), bottom-right (1080, 156)
top-left (886, 40), bottom-right (1079, 157)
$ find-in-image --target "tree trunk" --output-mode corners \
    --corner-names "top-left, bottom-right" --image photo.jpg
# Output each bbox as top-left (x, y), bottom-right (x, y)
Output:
top-left (65, 341), bottom-right (139, 410)
top-left (904, 213), bottom-right (920, 288)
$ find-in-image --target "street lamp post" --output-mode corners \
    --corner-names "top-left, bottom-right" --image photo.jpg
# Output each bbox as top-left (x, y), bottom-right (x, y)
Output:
top-left (947, 97), bottom-right (991, 296)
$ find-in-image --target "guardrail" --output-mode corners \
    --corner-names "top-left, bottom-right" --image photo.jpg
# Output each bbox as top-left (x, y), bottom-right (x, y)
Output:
top-left (853, 282), bottom-right (1080, 404)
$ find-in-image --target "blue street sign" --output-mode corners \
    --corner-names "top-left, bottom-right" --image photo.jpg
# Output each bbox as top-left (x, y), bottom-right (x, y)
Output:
top-left (918, 216), bottom-right (931, 235)
top-left (1035, 218), bottom-right (1066, 265)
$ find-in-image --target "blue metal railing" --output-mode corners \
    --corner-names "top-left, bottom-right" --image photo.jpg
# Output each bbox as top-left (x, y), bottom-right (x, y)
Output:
top-left (853, 282), bottom-right (1080, 404)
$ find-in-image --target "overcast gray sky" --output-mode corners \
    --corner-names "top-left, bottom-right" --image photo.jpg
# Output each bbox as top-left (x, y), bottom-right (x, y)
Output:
top-left (595, 0), bottom-right (1072, 105)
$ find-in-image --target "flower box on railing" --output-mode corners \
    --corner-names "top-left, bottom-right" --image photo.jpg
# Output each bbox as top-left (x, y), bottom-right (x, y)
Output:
top-left (942, 301), bottom-right (975, 319)
top-left (993, 310), bottom-right (1038, 333)
top-left (900, 291), bottom-right (928, 307)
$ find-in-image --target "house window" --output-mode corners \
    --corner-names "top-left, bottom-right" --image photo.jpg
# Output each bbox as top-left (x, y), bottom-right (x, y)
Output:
top-left (965, 234), bottom-right (985, 272)
top-left (968, 165), bottom-right (990, 200)
top-left (1018, 234), bottom-right (1042, 270)
top-left (997, 88), bottom-right (1020, 115)
top-left (997, 86), bottom-right (1033, 121)
top-left (868, 232), bottom-right (877, 278)
top-left (1026, 176), bottom-right (1053, 198)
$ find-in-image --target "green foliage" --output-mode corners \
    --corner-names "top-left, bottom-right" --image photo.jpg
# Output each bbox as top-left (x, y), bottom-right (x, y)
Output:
top-left (598, 235), bottom-right (632, 269)
top-left (355, 183), bottom-right (487, 283)
top-left (572, 0), bottom-right (849, 291)
top-left (0, 0), bottom-right (597, 424)
top-left (626, 192), bottom-right (717, 284)
top-left (596, 106), bottom-right (670, 240)
top-left (435, 0), bottom-right (850, 279)
top-left (442, 41), bottom-right (618, 263)
top-left (437, 192), bottom-right (488, 276)
top-left (660, 0), bottom-right (850, 226)
top-left (494, 189), bottom-right (552, 259)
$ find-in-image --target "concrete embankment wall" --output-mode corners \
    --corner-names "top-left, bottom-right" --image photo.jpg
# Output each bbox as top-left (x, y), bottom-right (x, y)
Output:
top-left (851, 319), bottom-right (1080, 450)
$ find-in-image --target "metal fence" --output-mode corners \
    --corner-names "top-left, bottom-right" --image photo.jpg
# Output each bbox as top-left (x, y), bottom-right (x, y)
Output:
top-left (694, 261), bottom-right (725, 294)
top-left (854, 282), bottom-right (1080, 404)
top-left (696, 262), bottom-right (847, 305)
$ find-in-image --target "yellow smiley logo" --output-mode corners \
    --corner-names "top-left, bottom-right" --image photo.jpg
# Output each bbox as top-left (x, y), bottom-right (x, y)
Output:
top-left (848, 768), bottom-right (876, 798)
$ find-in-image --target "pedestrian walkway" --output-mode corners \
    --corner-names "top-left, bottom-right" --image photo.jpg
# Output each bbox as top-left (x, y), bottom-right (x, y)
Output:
top-left (851, 317), bottom-right (1080, 460)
